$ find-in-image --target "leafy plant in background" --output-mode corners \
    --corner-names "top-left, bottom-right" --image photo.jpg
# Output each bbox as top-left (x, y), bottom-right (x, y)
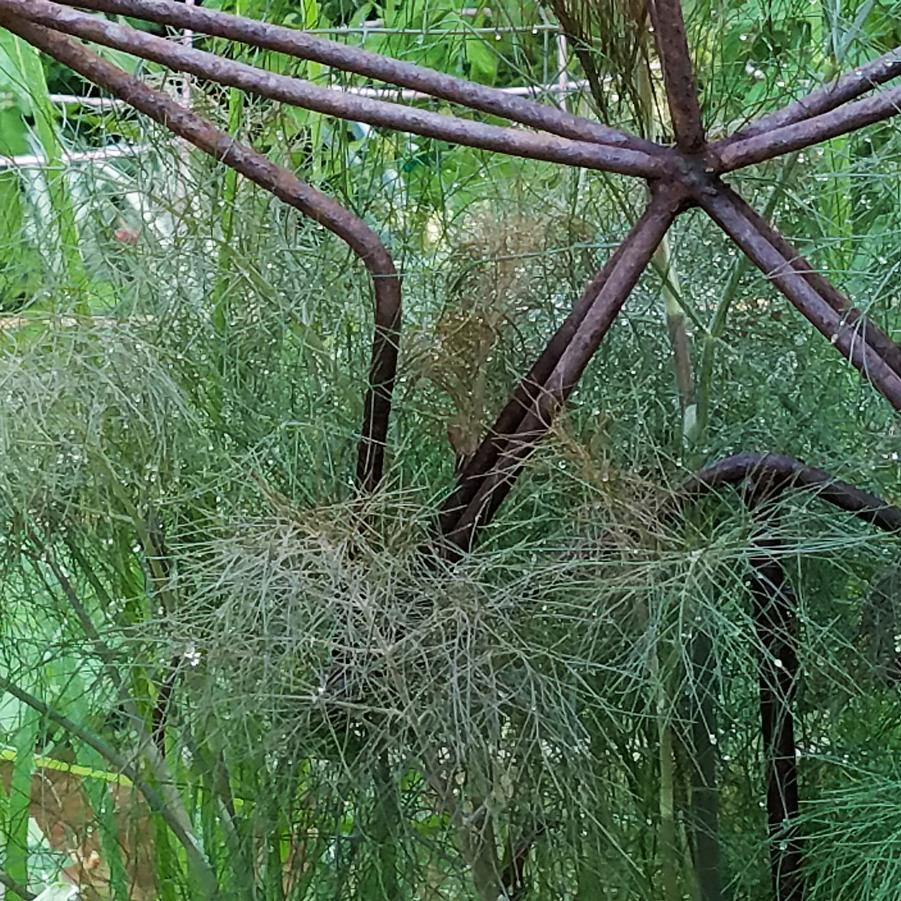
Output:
top-left (0, 31), bottom-right (77, 304)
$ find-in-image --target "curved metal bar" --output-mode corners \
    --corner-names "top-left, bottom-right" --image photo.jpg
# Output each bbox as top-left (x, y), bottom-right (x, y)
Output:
top-left (678, 452), bottom-right (901, 532)
top-left (5, 0), bottom-right (668, 179)
top-left (727, 46), bottom-right (901, 143)
top-left (714, 82), bottom-right (901, 172)
top-left (722, 187), bottom-right (901, 379)
top-left (647, 0), bottom-right (705, 152)
top-left (50, 0), bottom-right (663, 157)
top-left (440, 184), bottom-right (684, 555)
top-left (677, 452), bottom-right (901, 901)
top-left (696, 187), bottom-right (901, 412)
top-left (0, 14), bottom-right (401, 491)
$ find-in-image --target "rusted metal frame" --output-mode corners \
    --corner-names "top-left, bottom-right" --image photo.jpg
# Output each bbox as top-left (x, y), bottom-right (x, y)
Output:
top-left (714, 81), bottom-right (901, 172)
top-left (679, 452), bottom-right (901, 901)
top-left (695, 188), bottom-right (901, 412)
top-left (678, 452), bottom-right (901, 531)
top-left (356, 281), bottom-right (402, 491)
top-left (5, 0), bottom-right (667, 180)
top-left (746, 544), bottom-right (804, 901)
top-left (742, 479), bottom-right (804, 901)
top-left (437, 242), bottom-right (632, 536)
top-left (727, 46), bottom-right (901, 143)
top-left (647, 0), bottom-right (705, 152)
top-left (50, 0), bottom-right (663, 157)
top-left (0, 15), bottom-right (401, 492)
top-left (440, 184), bottom-right (684, 555)
top-left (723, 187), bottom-right (901, 379)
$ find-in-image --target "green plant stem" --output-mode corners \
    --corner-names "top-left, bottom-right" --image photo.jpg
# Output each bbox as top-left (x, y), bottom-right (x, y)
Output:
top-left (657, 236), bottom-right (697, 442)
top-left (636, 20), bottom-right (703, 899)
top-left (820, 6), bottom-right (854, 277)
top-left (681, 813), bottom-right (703, 901)
top-left (210, 38), bottom-right (247, 336)
top-left (371, 752), bottom-right (401, 899)
top-left (0, 871), bottom-right (35, 901)
top-left (462, 816), bottom-right (502, 901)
top-left (0, 675), bottom-right (219, 897)
top-left (2, 711), bottom-right (38, 901)
top-left (694, 153), bottom-right (800, 447)
top-left (46, 542), bottom-right (238, 896)
top-left (424, 758), bottom-right (501, 901)
top-left (648, 617), bottom-right (683, 901)
top-left (0, 33), bottom-right (86, 301)
top-left (266, 825), bottom-right (287, 901)
top-left (657, 696), bottom-right (680, 901)
top-left (635, 15), bottom-right (697, 447)
top-left (688, 630), bottom-right (722, 901)
top-left (683, 157), bottom-right (796, 901)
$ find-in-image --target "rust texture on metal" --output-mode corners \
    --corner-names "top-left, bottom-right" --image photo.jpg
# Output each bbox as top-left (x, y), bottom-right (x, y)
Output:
top-left (3, 0), bottom-right (898, 540)
top-left (15, 0), bottom-right (667, 179)
top-left (748, 547), bottom-right (804, 901)
top-left (647, 0), bottom-right (705, 152)
top-left (5, 2), bottom-right (901, 896)
top-left (678, 452), bottom-right (901, 901)
top-left (698, 187), bottom-right (901, 410)
top-left (727, 46), bottom-right (901, 141)
top-left (50, 0), bottom-right (663, 155)
top-left (438, 235), bottom-right (644, 537)
top-left (721, 187), bottom-right (901, 379)
top-left (0, 11), bottom-right (402, 493)
top-left (678, 452), bottom-right (901, 533)
top-left (440, 184), bottom-right (684, 556)
top-left (714, 80), bottom-right (901, 171)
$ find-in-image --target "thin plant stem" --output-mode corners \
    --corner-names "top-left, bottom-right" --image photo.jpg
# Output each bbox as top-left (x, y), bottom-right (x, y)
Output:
top-left (635, 13), bottom-right (698, 447)
top-left (0, 675), bottom-right (219, 897)
top-left (694, 153), bottom-right (801, 446)
top-left (0, 870), bottom-right (35, 901)
top-left (651, 651), bottom-right (681, 901)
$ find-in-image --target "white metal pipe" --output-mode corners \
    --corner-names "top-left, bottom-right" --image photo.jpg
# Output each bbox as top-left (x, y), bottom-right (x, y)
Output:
top-left (0, 143), bottom-right (153, 170)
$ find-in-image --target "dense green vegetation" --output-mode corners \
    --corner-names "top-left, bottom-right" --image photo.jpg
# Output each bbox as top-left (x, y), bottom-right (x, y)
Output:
top-left (1, 0), bottom-right (901, 899)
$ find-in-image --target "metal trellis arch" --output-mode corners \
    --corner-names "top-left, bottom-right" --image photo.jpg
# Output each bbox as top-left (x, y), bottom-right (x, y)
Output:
top-left (3, 1), bottom-right (901, 898)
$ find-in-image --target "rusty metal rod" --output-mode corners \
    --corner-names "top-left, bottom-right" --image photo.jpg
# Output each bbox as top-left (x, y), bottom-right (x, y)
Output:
top-left (747, 547), bottom-right (804, 901)
top-left (678, 451), bottom-right (901, 901)
top-left (438, 240), bottom-right (634, 536)
top-left (5, 0), bottom-right (668, 179)
top-left (49, 0), bottom-right (663, 157)
top-left (647, 0), bottom-right (705, 152)
top-left (715, 81), bottom-right (901, 171)
top-left (441, 184), bottom-right (682, 554)
top-left (728, 46), bottom-right (901, 143)
top-left (677, 452), bottom-right (901, 532)
top-left (0, 14), bottom-right (402, 491)
top-left (720, 186), bottom-right (901, 379)
top-left (696, 188), bottom-right (901, 411)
